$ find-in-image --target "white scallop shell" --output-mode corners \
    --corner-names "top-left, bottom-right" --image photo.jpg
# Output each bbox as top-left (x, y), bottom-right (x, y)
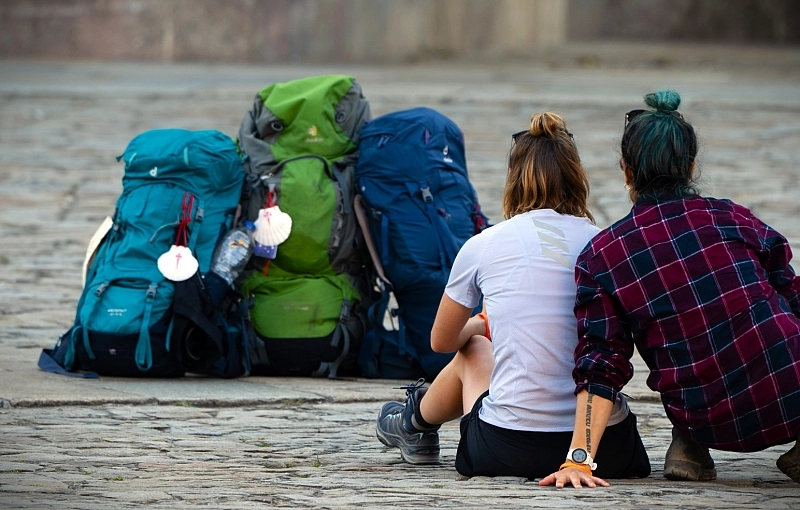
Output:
top-left (157, 245), bottom-right (199, 281)
top-left (254, 206), bottom-right (292, 246)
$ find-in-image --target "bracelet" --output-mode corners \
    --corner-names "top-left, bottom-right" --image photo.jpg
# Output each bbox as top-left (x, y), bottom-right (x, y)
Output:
top-left (475, 312), bottom-right (490, 340)
top-left (559, 460), bottom-right (592, 476)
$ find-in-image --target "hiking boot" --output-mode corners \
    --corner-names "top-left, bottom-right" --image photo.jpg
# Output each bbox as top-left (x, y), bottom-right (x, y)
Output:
top-left (663, 427), bottom-right (717, 481)
top-left (376, 378), bottom-right (440, 465)
top-left (776, 436), bottom-right (800, 483)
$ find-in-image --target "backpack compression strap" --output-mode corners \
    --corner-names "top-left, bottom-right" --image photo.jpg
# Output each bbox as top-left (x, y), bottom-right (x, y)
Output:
top-left (312, 300), bottom-right (352, 379)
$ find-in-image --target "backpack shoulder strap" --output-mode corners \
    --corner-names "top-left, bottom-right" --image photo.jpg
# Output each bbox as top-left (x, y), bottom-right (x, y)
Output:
top-left (353, 195), bottom-right (391, 287)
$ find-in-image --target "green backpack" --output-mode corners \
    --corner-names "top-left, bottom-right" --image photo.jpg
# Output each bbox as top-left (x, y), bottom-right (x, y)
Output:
top-left (237, 75), bottom-right (372, 378)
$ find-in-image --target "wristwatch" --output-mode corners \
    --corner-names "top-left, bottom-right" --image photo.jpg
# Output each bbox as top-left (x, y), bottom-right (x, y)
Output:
top-left (566, 448), bottom-right (598, 471)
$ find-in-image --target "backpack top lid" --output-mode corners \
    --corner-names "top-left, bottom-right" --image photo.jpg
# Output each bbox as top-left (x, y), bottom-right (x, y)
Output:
top-left (118, 129), bottom-right (244, 198)
top-left (358, 106), bottom-right (468, 181)
top-left (238, 75), bottom-right (371, 169)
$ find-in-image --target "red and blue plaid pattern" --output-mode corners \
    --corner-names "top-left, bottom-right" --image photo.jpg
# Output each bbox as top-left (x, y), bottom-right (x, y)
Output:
top-left (574, 195), bottom-right (800, 452)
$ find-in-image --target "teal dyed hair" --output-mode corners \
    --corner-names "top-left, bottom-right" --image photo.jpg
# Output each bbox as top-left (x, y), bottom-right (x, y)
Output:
top-left (621, 90), bottom-right (698, 199)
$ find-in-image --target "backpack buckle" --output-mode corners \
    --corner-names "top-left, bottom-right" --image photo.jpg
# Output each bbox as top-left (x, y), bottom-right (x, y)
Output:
top-left (94, 282), bottom-right (109, 297)
top-left (420, 186), bottom-right (433, 203)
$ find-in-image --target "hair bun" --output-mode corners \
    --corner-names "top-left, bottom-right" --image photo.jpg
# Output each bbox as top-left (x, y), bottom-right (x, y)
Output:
top-left (644, 90), bottom-right (681, 113)
top-left (529, 112), bottom-right (567, 138)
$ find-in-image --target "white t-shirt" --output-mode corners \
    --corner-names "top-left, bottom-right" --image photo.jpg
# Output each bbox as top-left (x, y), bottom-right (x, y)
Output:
top-left (445, 209), bottom-right (629, 432)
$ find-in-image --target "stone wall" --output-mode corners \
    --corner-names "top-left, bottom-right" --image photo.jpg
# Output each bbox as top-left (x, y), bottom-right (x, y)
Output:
top-left (0, 0), bottom-right (796, 63)
top-left (0, 0), bottom-right (568, 63)
top-left (568, 0), bottom-right (799, 43)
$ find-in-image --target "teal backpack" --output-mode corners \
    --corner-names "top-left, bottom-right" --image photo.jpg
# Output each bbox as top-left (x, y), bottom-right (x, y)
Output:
top-left (237, 75), bottom-right (372, 378)
top-left (41, 129), bottom-right (248, 377)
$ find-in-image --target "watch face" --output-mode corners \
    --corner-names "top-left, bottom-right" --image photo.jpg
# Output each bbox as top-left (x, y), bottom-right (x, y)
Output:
top-left (571, 448), bottom-right (588, 463)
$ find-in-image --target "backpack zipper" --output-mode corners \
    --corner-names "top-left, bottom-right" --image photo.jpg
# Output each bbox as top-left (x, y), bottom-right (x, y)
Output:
top-left (149, 219), bottom-right (180, 243)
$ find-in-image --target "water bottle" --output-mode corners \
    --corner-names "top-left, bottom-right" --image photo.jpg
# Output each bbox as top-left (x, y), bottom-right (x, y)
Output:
top-left (209, 221), bottom-right (256, 286)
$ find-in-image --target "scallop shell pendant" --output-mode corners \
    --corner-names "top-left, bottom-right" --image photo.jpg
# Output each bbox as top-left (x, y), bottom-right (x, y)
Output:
top-left (254, 206), bottom-right (292, 246)
top-left (157, 245), bottom-right (199, 281)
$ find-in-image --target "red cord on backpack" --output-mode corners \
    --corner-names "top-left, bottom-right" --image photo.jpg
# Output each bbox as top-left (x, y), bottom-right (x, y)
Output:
top-left (260, 189), bottom-right (277, 276)
top-left (265, 189), bottom-right (277, 208)
top-left (473, 202), bottom-right (487, 234)
top-left (175, 193), bottom-right (195, 247)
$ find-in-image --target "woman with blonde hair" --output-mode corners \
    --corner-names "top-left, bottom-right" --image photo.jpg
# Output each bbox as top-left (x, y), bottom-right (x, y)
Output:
top-left (375, 112), bottom-right (651, 479)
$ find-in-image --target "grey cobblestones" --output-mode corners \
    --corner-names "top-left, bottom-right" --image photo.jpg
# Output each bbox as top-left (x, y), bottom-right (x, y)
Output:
top-left (1, 44), bottom-right (800, 508)
top-left (2, 402), bottom-right (799, 509)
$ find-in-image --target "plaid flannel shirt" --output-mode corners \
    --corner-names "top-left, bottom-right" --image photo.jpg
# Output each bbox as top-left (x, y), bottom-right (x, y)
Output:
top-left (574, 195), bottom-right (800, 452)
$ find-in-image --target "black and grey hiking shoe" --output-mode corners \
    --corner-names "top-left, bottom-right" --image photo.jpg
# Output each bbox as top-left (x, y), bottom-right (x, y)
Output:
top-left (376, 379), bottom-right (440, 465)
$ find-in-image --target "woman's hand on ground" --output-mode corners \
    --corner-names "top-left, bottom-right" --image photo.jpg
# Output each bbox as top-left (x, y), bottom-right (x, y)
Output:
top-left (538, 467), bottom-right (610, 489)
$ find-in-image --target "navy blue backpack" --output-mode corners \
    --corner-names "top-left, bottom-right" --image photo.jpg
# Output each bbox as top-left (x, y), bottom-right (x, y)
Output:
top-left (355, 107), bottom-right (488, 380)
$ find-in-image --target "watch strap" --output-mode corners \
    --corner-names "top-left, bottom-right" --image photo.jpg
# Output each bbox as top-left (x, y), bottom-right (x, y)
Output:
top-left (566, 448), bottom-right (598, 471)
top-left (559, 460), bottom-right (593, 475)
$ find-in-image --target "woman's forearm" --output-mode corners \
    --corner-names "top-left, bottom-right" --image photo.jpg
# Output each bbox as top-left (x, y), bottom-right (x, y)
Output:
top-left (430, 293), bottom-right (477, 353)
top-left (570, 389), bottom-right (613, 460)
top-left (538, 389), bottom-right (615, 488)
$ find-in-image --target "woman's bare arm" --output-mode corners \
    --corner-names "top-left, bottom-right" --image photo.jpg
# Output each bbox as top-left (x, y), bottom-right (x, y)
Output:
top-left (539, 389), bottom-right (614, 488)
top-left (430, 293), bottom-right (482, 353)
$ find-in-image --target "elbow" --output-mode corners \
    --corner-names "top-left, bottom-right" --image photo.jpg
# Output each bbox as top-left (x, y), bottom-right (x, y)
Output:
top-left (429, 334), bottom-right (449, 354)
top-left (430, 330), bottom-right (460, 354)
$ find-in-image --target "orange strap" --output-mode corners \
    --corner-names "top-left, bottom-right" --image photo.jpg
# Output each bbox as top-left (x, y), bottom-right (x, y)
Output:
top-left (475, 312), bottom-right (490, 340)
top-left (559, 460), bottom-right (592, 476)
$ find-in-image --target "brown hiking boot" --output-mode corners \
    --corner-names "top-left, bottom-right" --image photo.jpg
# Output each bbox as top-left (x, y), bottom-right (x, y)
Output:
top-left (663, 427), bottom-right (717, 481)
top-left (776, 438), bottom-right (800, 483)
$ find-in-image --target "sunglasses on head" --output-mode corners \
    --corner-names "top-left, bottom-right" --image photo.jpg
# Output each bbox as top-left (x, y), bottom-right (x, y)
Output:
top-left (624, 109), bottom-right (684, 127)
top-left (512, 130), bottom-right (574, 143)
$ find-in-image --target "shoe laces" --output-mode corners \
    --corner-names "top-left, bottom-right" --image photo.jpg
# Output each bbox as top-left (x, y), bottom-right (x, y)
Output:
top-left (394, 378), bottom-right (426, 398)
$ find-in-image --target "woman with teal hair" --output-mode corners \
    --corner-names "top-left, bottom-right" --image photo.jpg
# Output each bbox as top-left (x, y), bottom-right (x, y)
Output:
top-left (541, 90), bottom-right (800, 488)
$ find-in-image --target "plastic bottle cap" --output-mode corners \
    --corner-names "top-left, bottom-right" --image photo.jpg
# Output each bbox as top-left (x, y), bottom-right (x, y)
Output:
top-left (242, 220), bottom-right (256, 231)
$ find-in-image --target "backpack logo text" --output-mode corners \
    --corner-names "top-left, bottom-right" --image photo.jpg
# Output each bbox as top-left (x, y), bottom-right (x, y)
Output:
top-left (305, 125), bottom-right (324, 143)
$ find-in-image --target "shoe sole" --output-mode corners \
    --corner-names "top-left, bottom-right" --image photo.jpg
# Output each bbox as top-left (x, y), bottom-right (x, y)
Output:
top-left (398, 446), bottom-right (440, 465)
top-left (375, 428), bottom-right (440, 465)
top-left (776, 456), bottom-right (800, 483)
top-left (664, 460), bottom-right (717, 481)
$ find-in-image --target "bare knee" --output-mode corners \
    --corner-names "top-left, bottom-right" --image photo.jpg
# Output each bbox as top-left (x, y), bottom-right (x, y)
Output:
top-left (459, 335), bottom-right (494, 370)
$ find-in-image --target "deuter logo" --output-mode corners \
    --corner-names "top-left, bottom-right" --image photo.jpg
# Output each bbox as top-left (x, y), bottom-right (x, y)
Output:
top-left (107, 308), bottom-right (128, 317)
top-left (149, 166), bottom-right (158, 177)
top-left (305, 125), bottom-right (323, 143)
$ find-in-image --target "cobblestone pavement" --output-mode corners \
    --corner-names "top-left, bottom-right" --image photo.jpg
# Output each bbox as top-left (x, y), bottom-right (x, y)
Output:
top-left (2, 401), bottom-right (798, 509)
top-left (1, 43), bottom-right (800, 508)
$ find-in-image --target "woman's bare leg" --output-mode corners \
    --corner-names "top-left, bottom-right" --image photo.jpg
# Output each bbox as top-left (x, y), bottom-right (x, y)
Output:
top-left (419, 335), bottom-right (494, 424)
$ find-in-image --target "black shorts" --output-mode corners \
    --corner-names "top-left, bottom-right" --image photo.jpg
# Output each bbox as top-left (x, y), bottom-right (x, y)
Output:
top-left (455, 390), bottom-right (651, 479)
